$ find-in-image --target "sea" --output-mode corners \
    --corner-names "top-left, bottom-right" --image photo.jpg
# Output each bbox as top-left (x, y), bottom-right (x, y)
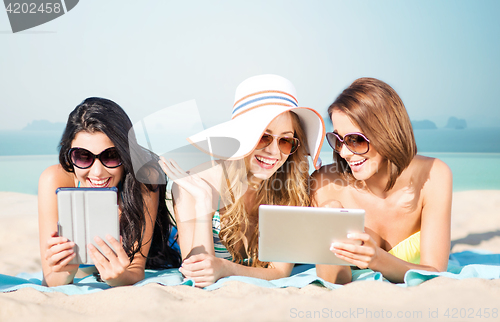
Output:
top-left (1, 128), bottom-right (500, 195)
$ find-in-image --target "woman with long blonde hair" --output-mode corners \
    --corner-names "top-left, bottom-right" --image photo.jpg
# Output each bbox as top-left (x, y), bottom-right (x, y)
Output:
top-left (160, 74), bottom-right (324, 287)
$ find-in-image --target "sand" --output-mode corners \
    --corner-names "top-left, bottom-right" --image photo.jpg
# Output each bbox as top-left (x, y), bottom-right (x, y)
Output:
top-left (0, 190), bottom-right (499, 322)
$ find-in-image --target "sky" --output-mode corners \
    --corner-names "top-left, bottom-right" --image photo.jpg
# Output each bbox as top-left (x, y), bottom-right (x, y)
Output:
top-left (1, 0), bottom-right (499, 132)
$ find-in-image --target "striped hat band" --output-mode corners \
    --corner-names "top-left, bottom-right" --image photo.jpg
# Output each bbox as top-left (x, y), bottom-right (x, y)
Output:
top-left (231, 90), bottom-right (299, 119)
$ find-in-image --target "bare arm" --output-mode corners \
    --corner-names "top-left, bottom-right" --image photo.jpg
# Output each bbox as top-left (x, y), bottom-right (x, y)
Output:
top-left (38, 165), bottom-right (79, 286)
top-left (309, 168), bottom-right (352, 285)
top-left (419, 158), bottom-right (452, 271)
top-left (159, 158), bottom-right (218, 259)
top-left (171, 182), bottom-right (215, 259)
top-left (180, 253), bottom-right (294, 288)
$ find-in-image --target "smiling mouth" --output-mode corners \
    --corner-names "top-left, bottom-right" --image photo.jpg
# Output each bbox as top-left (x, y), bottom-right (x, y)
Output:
top-left (255, 156), bottom-right (278, 168)
top-left (349, 159), bottom-right (367, 167)
top-left (88, 177), bottom-right (111, 188)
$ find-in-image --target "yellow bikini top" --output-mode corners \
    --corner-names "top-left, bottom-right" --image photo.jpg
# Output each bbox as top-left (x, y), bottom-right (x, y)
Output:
top-left (388, 231), bottom-right (421, 264)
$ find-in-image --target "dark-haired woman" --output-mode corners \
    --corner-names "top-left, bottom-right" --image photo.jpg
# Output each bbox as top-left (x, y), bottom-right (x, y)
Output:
top-left (38, 97), bottom-right (180, 287)
top-left (312, 78), bottom-right (452, 284)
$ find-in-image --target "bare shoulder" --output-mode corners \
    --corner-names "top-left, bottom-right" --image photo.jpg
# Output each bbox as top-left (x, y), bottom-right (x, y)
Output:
top-left (410, 155), bottom-right (452, 195)
top-left (411, 155), bottom-right (452, 180)
top-left (310, 163), bottom-right (347, 207)
top-left (310, 163), bottom-right (343, 192)
top-left (38, 165), bottom-right (75, 219)
top-left (39, 164), bottom-right (75, 190)
top-left (428, 156), bottom-right (452, 188)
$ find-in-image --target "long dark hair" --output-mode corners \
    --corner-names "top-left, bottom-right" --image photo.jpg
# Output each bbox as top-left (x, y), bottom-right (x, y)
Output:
top-left (59, 97), bottom-right (181, 268)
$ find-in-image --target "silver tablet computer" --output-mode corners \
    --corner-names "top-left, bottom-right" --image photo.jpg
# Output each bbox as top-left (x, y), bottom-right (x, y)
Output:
top-left (56, 187), bottom-right (120, 265)
top-left (258, 205), bottom-right (365, 265)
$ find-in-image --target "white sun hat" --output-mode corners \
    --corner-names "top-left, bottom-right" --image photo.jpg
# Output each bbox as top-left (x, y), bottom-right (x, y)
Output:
top-left (187, 74), bottom-right (325, 169)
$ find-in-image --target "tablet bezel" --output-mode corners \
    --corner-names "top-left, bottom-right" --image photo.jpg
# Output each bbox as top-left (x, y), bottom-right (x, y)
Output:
top-left (258, 205), bottom-right (365, 265)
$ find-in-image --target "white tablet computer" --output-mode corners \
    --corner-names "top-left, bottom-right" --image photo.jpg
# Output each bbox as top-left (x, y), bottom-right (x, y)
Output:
top-left (56, 187), bottom-right (120, 265)
top-left (258, 205), bottom-right (365, 265)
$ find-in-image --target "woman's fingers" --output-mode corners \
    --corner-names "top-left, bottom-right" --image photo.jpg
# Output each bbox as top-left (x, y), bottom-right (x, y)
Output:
top-left (179, 254), bottom-right (226, 288)
top-left (46, 240), bottom-right (74, 256)
top-left (181, 255), bottom-right (208, 274)
top-left (47, 247), bottom-right (75, 265)
top-left (331, 241), bottom-right (373, 256)
top-left (93, 236), bottom-right (117, 260)
top-left (159, 157), bottom-right (182, 180)
top-left (44, 232), bottom-right (79, 271)
top-left (159, 157), bottom-right (209, 190)
top-left (347, 233), bottom-right (371, 244)
top-left (159, 157), bottom-right (189, 180)
top-left (333, 251), bottom-right (370, 269)
top-left (158, 157), bottom-right (176, 178)
top-left (88, 243), bottom-right (110, 272)
top-left (90, 236), bottom-right (125, 268)
top-left (180, 264), bottom-right (212, 277)
top-left (52, 252), bottom-right (77, 271)
top-left (45, 238), bottom-right (75, 264)
top-left (105, 235), bottom-right (130, 267)
top-left (182, 253), bottom-right (207, 265)
top-left (168, 158), bottom-right (186, 174)
top-left (88, 236), bottom-right (130, 283)
top-left (330, 233), bottom-right (377, 269)
top-left (180, 269), bottom-right (215, 287)
top-left (331, 246), bottom-right (372, 262)
top-left (46, 236), bottom-right (73, 248)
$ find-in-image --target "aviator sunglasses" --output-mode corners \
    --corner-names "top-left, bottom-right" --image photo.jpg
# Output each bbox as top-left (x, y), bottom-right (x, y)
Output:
top-left (68, 147), bottom-right (122, 169)
top-left (256, 133), bottom-right (300, 155)
top-left (326, 132), bottom-right (370, 155)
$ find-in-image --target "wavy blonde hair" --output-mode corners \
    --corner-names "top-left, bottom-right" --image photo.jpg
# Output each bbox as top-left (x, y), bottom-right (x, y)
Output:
top-left (218, 112), bottom-right (311, 267)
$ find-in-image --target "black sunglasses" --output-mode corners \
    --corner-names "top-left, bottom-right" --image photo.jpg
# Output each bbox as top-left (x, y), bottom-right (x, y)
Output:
top-left (68, 147), bottom-right (122, 169)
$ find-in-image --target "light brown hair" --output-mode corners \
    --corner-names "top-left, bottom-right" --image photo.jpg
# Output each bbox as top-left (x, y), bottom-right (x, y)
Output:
top-left (327, 77), bottom-right (417, 191)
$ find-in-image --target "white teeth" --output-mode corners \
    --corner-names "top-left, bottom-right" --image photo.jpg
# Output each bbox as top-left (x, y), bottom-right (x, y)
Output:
top-left (350, 159), bottom-right (366, 166)
top-left (256, 156), bottom-right (277, 165)
top-left (89, 178), bottom-right (109, 187)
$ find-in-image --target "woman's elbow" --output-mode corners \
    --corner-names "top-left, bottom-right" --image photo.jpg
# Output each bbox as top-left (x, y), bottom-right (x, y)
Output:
top-left (316, 265), bottom-right (352, 285)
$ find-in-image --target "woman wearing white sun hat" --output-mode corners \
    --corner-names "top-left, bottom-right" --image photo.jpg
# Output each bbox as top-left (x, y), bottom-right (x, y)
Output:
top-left (159, 74), bottom-right (325, 287)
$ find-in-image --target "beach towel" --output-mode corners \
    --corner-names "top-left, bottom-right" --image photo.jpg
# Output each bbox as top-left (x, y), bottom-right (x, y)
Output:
top-left (0, 268), bottom-right (193, 295)
top-left (204, 250), bottom-right (500, 290)
top-left (1, 250), bottom-right (499, 294)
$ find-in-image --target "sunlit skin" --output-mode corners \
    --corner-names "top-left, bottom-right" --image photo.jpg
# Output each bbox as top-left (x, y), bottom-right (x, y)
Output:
top-left (330, 110), bottom-right (387, 186)
top-left (312, 110), bottom-right (452, 284)
top-left (245, 112), bottom-right (295, 186)
top-left (159, 112), bottom-right (297, 287)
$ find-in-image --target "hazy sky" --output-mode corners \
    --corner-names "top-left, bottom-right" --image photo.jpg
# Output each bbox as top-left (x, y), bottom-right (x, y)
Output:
top-left (1, 0), bottom-right (499, 131)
